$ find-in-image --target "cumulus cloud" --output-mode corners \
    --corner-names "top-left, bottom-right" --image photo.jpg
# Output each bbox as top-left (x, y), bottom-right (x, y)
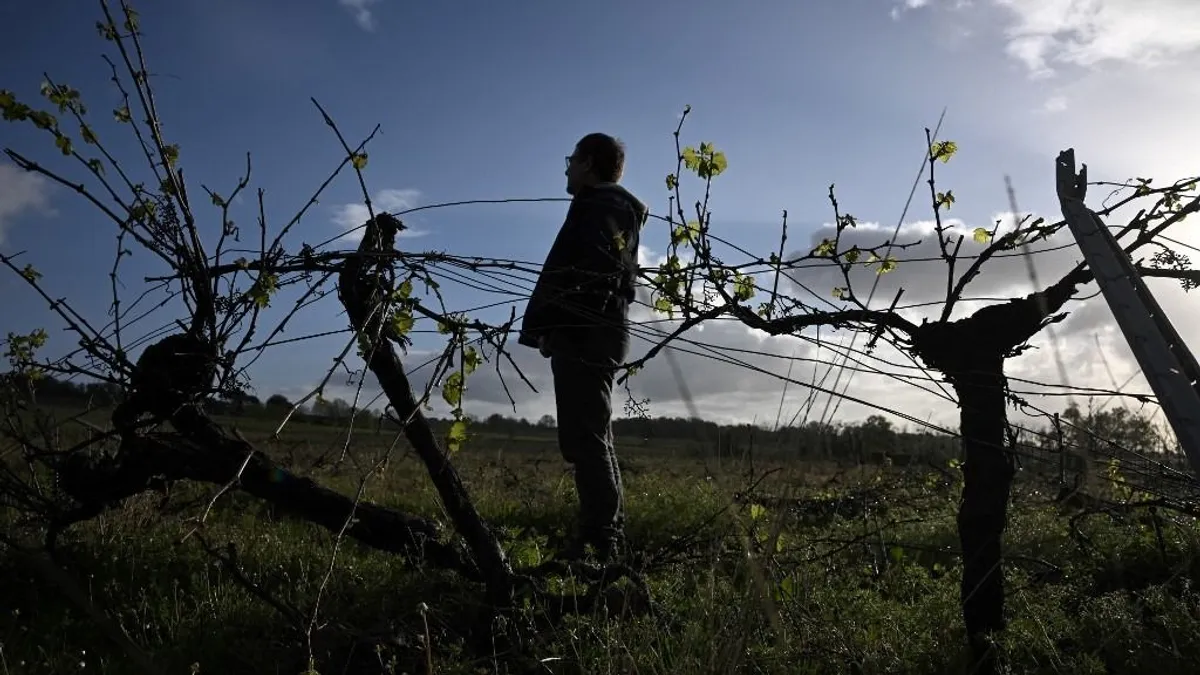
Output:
top-left (995, 0), bottom-right (1200, 76)
top-left (297, 187), bottom-right (1190, 435)
top-left (338, 0), bottom-right (382, 32)
top-left (284, 193), bottom-right (1198, 437)
top-left (272, 242), bottom-right (826, 429)
top-left (779, 214), bottom-right (1084, 319)
top-left (307, 0), bottom-right (1199, 433)
top-left (330, 188), bottom-right (431, 243)
top-left (533, 208), bottom-right (1173, 430)
top-left (786, 207), bottom-right (1200, 431)
top-left (0, 164), bottom-right (54, 245)
top-left (281, 0), bottom-right (1200, 435)
top-left (881, 0), bottom-right (1200, 446)
top-left (895, 0), bottom-right (1200, 77)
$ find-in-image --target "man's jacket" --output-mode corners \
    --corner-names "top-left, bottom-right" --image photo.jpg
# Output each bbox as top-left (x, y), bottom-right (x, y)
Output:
top-left (519, 182), bottom-right (648, 350)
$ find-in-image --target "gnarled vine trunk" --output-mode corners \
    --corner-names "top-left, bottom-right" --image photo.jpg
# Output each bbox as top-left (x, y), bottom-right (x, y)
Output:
top-left (337, 213), bottom-right (514, 603)
top-left (947, 355), bottom-right (1015, 641)
top-left (58, 407), bottom-right (471, 574)
top-left (911, 277), bottom-right (1076, 664)
top-left (914, 334), bottom-right (1016, 648)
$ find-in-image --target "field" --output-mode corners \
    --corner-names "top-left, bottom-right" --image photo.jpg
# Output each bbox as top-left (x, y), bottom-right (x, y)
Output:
top-left (2, 412), bottom-right (1200, 675)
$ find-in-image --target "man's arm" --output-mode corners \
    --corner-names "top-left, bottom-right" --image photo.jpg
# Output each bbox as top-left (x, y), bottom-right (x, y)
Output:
top-left (518, 202), bottom-right (585, 349)
top-left (519, 196), bottom-right (632, 347)
top-left (563, 195), bottom-right (631, 294)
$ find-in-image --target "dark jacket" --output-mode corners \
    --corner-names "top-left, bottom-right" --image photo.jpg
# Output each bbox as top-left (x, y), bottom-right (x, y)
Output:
top-left (519, 182), bottom-right (648, 350)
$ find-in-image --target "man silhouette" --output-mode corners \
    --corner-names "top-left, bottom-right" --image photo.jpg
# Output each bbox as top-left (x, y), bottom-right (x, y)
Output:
top-left (519, 132), bottom-right (647, 562)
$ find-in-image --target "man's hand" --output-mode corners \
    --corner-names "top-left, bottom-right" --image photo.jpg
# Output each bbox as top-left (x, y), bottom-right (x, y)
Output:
top-left (538, 334), bottom-right (552, 358)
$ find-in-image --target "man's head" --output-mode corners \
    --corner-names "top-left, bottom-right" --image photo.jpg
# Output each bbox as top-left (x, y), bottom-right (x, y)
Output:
top-left (565, 133), bottom-right (625, 195)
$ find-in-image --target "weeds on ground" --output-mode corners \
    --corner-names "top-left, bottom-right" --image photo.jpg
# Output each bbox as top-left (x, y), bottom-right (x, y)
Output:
top-left (2, 433), bottom-right (1198, 674)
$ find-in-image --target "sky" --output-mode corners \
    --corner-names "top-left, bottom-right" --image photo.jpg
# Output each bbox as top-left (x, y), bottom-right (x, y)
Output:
top-left (3, 0), bottom-right (1200, 436)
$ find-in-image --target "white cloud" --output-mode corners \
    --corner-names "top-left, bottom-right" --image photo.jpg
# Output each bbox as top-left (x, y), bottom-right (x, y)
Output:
top-left (494, 207), bottom-right (1179, 432)
top-left (1041, 94), bottom-right (1068, 113)
top-left (1020, 63), bottom-right (1200, 187)
top-left (339, 0), bottom-right (382, 32)
top-left (997, 0), bottom-right (1200, 75)
top-left (779, 213), bottom-right (1084, 317)
top-left (331, 188), bottom-right (431, 243)
top-left (897, 0), bottom-right (1200, 76)
top-left (891, 0), bottom-right (931, 20)
top-left (877, 0), bottom-right (1200, 441)
top-left (264, 203), bottom-right (1187, 440)
top-left (0, 164), bottom-right (54, 245)
top-left (294, 0), bottom-right (1200, 434)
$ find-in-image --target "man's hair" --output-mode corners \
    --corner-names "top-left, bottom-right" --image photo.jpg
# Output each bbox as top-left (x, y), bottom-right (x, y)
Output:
top-left (575, 133), bottom-right (625, 183)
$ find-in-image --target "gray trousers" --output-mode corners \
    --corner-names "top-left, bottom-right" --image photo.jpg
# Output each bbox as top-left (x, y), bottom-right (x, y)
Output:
top-left (549, 327), bottom-right (627, 546)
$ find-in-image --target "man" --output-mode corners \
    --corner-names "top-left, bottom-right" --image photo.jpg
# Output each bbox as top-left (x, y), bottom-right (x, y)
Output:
top-left (518, 132), bottom-right (648, 562)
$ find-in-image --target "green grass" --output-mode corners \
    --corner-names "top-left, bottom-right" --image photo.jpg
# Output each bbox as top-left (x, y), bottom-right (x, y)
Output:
top-left (2, 416), bottom-right (1199, 674)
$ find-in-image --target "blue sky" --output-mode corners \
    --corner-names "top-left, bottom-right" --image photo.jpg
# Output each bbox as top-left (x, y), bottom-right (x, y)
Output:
top-left (3, 0), bottom-right (1200, 427)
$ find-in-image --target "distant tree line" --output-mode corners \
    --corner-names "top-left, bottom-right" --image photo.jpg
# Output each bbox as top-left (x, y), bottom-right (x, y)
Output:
top-left (10, 374), bottom-right (1179, 473)
top-left (11, 373), bottom-right (371, 424)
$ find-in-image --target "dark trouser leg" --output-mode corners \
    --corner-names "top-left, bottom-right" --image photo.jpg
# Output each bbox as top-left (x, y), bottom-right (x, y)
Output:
top-left (551, 349), bottom-right (624, 548)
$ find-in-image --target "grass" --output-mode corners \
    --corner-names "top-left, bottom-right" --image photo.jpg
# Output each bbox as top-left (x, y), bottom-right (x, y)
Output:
top-left (2, 414), bottom-right (1199, 674)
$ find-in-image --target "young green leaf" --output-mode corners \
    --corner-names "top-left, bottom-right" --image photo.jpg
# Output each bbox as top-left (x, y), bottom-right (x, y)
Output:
top-left (29, 110), bottom-right (57, 130)
top-left (54, 134), bottom-right (72, 156)
top-left (446, 419), bottom-right (469, 454)
top-left (930, 140), bottom-right (958, 163)
top-left (389, 310), bottom-right (414, 338)
top-left (442, 371), bottom-right (464, 407)
top-left (710, 150), bottom-right (728, 176)
top-left (671, 221), bottom-right (700, 246)
top-left (732, 272), bottom-right (756, 302)
top-left (681, 146), bottom-right (698, 171)
top-left (247, 273), bottom-right (278, 309)
top-left (462, 346), bottom-right (481, 376)
top-left (873, 255), bottom-right (898, 275)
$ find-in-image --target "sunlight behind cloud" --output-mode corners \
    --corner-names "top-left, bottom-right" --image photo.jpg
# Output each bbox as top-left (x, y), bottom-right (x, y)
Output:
top-left (895, 0), bottom-right (1200, 76)
top-left (996, 0), bottom-right (1200, 75)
